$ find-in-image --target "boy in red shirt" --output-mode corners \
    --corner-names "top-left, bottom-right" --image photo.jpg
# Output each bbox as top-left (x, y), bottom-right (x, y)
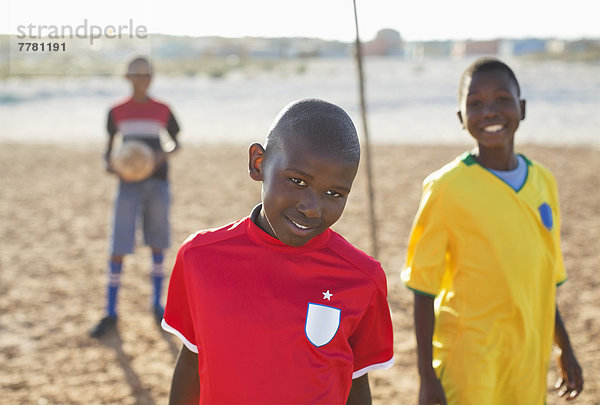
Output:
top-left (90, 57), bottom-right (180, 338)
top-left (162, 99), bottom-right (394, 404)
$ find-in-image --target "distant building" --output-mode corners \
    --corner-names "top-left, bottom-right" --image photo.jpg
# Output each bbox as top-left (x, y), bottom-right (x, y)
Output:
top-left (362, 29), bottom-right (403, 56)
top-left (130, 34), bottom-right (600, 65)
top-left (512, 39), bottom-right (548, 55)
top-left (546, 39), bottom-right (566, 55)
top-left (565, 39), bottom-right (600, 55)
top-left (452, 40), bottom-right (501, 57)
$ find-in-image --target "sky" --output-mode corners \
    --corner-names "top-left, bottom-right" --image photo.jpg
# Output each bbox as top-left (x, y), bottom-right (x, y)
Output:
top-left (4, 0), bottom-right (599, 42)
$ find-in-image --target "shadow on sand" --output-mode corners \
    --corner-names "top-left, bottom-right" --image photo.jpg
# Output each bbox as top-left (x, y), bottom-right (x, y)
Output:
top-left (98, 330), bottom-right (156, 405)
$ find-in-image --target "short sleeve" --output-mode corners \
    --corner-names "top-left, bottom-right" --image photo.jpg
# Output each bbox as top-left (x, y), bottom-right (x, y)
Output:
top-left (166, 111), bottom-right (180, 139)
top-left (549, 173), bottom-right (567, 286)
top-left (349, 278), bottom-right (394, 379)
top-left (107, 109), bottom-right (117, 136)
top-left (162, 244), bottom-right (198, 353)
top-left (401, 178), bottom-right (449, 297)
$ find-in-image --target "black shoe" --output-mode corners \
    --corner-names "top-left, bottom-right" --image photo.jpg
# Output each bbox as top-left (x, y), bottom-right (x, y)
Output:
top-left (153, 304), bottom-right (164, 325)
top-left (90, 315), bottom-right (117, 338)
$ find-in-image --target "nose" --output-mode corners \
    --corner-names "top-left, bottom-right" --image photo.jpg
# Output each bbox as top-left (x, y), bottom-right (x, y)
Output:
top-left (297, 190), bottom-right (322, 218)
top-left (483, 101), bottom-right (499, 117)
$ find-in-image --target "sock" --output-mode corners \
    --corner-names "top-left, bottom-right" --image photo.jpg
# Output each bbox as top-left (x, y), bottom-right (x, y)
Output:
top-left (106, 261), bottom-right (122, 318)
top-left (151, 251), bottom-right (165, 308)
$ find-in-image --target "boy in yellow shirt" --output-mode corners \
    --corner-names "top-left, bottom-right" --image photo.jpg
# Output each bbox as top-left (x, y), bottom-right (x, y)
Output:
top-left (402, 57), bottom-right (583, 404)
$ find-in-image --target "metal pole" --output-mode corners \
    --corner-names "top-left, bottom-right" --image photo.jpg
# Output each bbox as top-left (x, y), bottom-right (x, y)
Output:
top-left (353, 0), bottom-right (378, 258)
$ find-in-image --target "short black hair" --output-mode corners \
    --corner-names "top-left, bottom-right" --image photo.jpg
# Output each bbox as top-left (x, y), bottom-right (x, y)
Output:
top-left (126, 56), bottom-right (152, 75)
top-left (458, 57), bottom-right (521, 104)
top-left (265, 98), bottom-right (360, 164)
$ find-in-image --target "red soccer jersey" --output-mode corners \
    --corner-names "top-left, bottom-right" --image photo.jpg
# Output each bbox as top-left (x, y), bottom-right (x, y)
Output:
top-left (107, 97), bottom-right (179, 180)
top-left (162, 208), bottom-right (394, 404)
top-left (108, 96), bottom-right (176, 140)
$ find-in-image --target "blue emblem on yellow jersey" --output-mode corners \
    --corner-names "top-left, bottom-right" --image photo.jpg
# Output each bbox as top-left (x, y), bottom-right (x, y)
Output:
top-left (538, 203), bottom-right (553, 231)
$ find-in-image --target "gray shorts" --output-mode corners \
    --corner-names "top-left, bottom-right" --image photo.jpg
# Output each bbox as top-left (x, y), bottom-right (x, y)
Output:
top-left (110, 178), bottom-right (171, 256)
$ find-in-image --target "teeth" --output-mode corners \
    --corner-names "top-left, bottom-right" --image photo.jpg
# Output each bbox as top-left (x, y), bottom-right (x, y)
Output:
top-left (484, 124), bottom-right (503, 132)
top-left (290, 219), bottom-right (310, 230)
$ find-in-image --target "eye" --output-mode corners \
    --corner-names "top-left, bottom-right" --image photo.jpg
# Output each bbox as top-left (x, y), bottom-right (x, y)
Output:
top-left (467, 100), bottom-right (482, 108)
top-left (496, 96), bottom-right (510, 104)
top-left (326, 190), bottom-right (343, 198)
top-left (290, 177), bottom-right (307, 187)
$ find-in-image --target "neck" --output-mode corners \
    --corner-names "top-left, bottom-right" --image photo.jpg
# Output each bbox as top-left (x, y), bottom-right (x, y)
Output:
top-left (473, 146), bottom-right (517, 171)
top-left (256, 207), bottom-right (277, 240)
top-left (132, 93), bottom-right (148, 102)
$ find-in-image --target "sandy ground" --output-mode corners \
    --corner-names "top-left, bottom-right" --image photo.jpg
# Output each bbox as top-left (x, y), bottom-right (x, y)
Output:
top-left (1, 142), bottom-right (598, 404)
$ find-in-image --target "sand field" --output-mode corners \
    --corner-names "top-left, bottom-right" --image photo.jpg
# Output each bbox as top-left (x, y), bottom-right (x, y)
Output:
top-left (1, 142), bottom-right (598, 404)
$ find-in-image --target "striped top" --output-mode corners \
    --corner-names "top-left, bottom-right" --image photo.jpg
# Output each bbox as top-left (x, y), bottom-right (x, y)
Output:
top-left (107, 97), bottom-right (179, 180)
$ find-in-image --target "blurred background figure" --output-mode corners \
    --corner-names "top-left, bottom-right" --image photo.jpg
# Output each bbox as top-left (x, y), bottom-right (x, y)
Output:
top-left (90, 56), bottom-right (181, 338)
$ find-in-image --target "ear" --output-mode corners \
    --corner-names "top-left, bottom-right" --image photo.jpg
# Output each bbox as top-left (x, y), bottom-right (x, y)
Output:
top-left (520, 99), bottom-right (526, 120)
top-left (456, 110), bottom-right (465, 128)
top-left (248, 143), bottom-right (265, 181)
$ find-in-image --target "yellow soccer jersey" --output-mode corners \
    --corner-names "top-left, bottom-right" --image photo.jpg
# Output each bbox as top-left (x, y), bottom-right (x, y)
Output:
top-left (402, 152), bottom-right (566, 405)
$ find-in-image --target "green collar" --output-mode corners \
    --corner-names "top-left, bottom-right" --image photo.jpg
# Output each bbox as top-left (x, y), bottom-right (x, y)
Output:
top-left (461, 152), bottom-right (532, 167)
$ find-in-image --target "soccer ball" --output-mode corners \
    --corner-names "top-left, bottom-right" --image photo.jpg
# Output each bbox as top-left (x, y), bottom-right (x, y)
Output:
top-left (111, 140), bottom-right (155, 182)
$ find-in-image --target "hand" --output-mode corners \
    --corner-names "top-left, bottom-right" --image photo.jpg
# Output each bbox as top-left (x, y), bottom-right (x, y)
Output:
top-left (155, 150), bottom-right (167, 168)
top-left (163, 139), bottom-right (179, 154)
top-left (554, 349), bottom-right (583, 400)
top-left (419, 375), bottom-right (447, 405)
top-left (103, 153), bottom-right (116, 174)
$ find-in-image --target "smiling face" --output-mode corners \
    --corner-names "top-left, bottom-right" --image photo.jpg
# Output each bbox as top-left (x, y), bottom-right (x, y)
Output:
top-left (249, 138), bottom-right (358, 247)
top-left (458, 68), bottom-right (525, 152)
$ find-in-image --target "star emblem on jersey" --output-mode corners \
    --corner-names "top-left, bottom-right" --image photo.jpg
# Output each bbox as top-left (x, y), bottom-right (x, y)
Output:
top-left (322, 290), bottom-right (333, 301)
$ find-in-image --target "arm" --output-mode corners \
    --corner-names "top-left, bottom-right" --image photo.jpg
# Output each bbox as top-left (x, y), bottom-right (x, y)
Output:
top-left (346, 374), bottom-right (371, 405)
top-left (155, 112), bottom-right (181, 167)
top-left (414, 293), bottom-right (446, 405)
top-left (554, 305), bottom-right (583, 400)
top-left (169, 344), bottom-right (200, 405)
top-left (105, 110), bottom-right (117, 173)
top-left (166, 112), bottom-right (181, 154)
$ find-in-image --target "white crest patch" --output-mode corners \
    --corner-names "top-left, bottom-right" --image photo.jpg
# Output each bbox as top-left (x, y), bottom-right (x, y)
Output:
top-left (305, 303), bottom-right (341, 347)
